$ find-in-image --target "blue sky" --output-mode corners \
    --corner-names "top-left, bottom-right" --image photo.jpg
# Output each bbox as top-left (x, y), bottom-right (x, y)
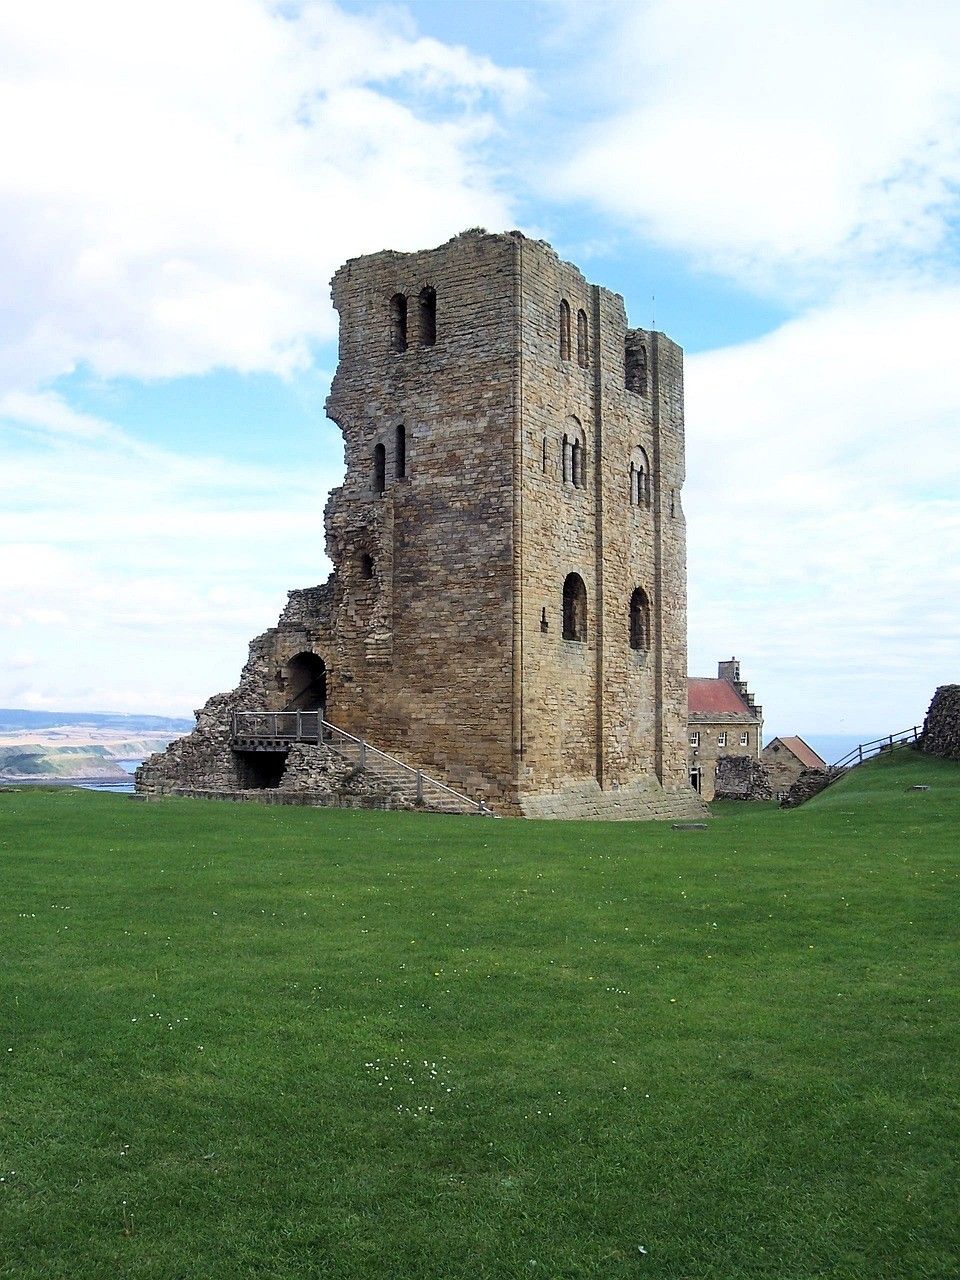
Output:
top-left (1, 0), bottom-right (959, 735)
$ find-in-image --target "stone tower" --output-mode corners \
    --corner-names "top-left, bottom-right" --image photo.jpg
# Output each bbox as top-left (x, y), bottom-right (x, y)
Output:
top-left (138, 230), bottom-right (703, 820)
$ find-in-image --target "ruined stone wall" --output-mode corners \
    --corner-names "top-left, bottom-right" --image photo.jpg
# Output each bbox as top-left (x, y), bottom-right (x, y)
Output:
top-left (780, 767), bottom-right (835, 809)
top-left (919, 685), bottom-right (960, 760)
top-left (714, 754), bottom-right (772, 802)
top-left (136, 629), bottom-right (285, 796)
top-left (137, 585), bottom-right (340, 796)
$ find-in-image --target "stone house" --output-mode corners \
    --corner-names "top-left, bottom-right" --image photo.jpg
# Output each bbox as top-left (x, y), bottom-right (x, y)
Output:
top-left (688, 658), bottom-right (762, 800)
top-left (138, 230), bottom-right (708, 820)
top-left (762, 736), bottom-right (828, 801)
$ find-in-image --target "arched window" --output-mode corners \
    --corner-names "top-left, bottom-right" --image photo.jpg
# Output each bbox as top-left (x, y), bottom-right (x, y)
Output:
top-left (577, 309), bottom-right (589, 368)
top-left (625, 335), bottom-right (647, 394)
top-left (373, 443), bottom-right (386, 495)
top-left (629, 588), bottom-right (651, 650)
top-left (630, 446), bottom-right (651, 508)
top-left (559, 299), bottom-right (572, 361)
top-left (571, 439), bottom-right (583, 489)
top-left (562, 573), bottom-right (587, 642)
top-left (390, 294), bottom-right (408, 352)
top-left (418, 286), bottom-right (436, 346)
top-left (360, 553), bottom-right (375, 580)
top-left (565, 417), bottom-right (586, 488)
top-left (395, 424), bottom-right (406, 479)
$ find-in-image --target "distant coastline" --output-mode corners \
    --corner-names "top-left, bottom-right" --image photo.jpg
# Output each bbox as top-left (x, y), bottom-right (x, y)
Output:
top-left (0, 708), bottom-right (192, 786)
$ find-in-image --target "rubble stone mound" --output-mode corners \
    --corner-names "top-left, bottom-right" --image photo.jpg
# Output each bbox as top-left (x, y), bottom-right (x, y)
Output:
top-left (919, 685), bottom-right (960, 761)
top-left (714, 754), bottom-right (772, 802)
top-left (779, 767), bottom-right (836, 809)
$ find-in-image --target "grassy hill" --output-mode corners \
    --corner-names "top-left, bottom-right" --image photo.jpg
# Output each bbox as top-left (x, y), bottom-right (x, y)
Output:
top-left (0, 750), bottom-right (956, 1279)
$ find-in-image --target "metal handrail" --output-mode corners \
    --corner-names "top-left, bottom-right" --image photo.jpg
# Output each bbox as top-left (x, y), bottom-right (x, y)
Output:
top-left (230, 710), bottom-right (491, 814)
top-left (830, 726), bottom-right (921, 770)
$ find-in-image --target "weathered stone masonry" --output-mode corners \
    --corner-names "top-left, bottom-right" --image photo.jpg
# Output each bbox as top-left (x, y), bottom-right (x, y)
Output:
top-left (138, 231), bottom-right (708, 820)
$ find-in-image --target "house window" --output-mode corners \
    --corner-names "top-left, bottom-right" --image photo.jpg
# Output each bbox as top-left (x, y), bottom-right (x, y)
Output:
top-left (718, 732), bottom-right (727, 747)
top-left (559, 299), bottom-right (572, 362)
top-left (390, 294), bottom-right (407, 352)
top-left (577, 309), bottom-right (589, 368)
top-left (395, 424), bottom-right (406, 479)
top-left (689, 731), bottom-right (700, 747)
top-left (562, 573), bottom-right (587, 642)
top-left (372, 443), bottom-right (386, 495)
top-left (740, 731), bottom-right (749, 746)
top-left (629, 588), bottom-right (650, 650)
top-left (418, 286), bottom-right (436, 346)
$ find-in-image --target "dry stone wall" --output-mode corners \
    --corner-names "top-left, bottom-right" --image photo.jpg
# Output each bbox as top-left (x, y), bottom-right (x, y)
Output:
top-left (919, 685), bottom-right (960, 760)
top-left (779, 767), bottom-right (835, 808)
top-left (714, 755), bottom-right (772, 801)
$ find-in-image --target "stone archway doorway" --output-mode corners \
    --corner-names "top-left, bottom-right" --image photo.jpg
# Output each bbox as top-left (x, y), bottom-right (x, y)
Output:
top-left (284, 652), bottom-right (327, 712)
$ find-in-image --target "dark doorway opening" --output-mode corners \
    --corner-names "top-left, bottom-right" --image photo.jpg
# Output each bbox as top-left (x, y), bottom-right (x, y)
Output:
top-left (236, 750), bottom-right (288, 789)
top-left (284, 652), bottom-right (327, 711)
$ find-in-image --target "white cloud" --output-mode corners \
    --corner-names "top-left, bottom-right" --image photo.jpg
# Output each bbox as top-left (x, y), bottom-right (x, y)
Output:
top-left (0, 0), bottom-right (525, 389)
top-left (0, 392), bottom-right (339, 713)
top-left (555, 0), bottom-right (960, 290)
top-left (685, 286), bottom-right (960, 732)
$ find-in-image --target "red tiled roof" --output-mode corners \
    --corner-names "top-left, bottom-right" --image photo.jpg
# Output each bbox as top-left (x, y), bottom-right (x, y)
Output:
top-left (687, 678), bottom-right (753, 716)
top-left (776, 736), bottom-right (827, 770)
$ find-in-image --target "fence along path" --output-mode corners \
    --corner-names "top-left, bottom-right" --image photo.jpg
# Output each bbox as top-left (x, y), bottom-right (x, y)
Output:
top-left (830, 726), bottom-right (921, 770)
top-left (231, 710), bottom-right (492, 816)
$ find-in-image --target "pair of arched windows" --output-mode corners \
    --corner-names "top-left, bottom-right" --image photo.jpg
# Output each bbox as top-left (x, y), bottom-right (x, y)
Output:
top-left (630, 446), bottom-right (651, 507)
top-left (559, 299), bottom-right (589, 367)
top-left (372, 424), bottom-right (407, 495)
top-left (559, 575), bottom-right (651, 649)
top-left (390, 288), bottom-right (437, 352)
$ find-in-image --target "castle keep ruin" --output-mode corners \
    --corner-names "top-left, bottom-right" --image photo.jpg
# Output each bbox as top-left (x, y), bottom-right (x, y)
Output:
top-left (137, 230), bottom-right (707, 820)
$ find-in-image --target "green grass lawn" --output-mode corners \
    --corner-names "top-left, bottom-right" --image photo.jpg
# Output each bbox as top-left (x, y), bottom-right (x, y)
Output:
top-left (1, 751), bottom-right (958, 1279)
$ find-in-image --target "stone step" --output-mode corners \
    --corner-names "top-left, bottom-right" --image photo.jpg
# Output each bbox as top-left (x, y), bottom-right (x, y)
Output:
top-left (322, 737), bottom-right (480, 815)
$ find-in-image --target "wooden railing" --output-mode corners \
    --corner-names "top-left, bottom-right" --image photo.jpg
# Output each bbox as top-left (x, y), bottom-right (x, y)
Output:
top-left (232, 710), bottom-right (325, 743)
top-left (230, 711), bottom-right (492, 815)
top-left (830, 726), bottom-right (921, 770)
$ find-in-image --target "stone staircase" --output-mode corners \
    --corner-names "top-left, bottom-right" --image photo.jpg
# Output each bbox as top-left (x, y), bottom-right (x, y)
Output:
top-left (230, 711), bottom-right (492, 816)
top-left (318, 735), bottom-right (488, 815)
